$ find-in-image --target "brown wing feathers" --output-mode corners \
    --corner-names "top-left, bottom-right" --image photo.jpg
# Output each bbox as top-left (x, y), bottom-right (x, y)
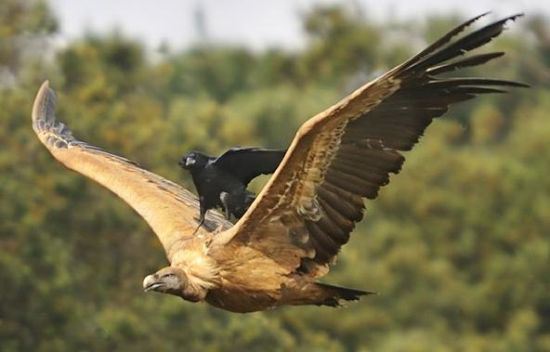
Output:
top-left (304, 14), bottom-right (527, 263)
top-left (32, 82), bottom-right (232, 259)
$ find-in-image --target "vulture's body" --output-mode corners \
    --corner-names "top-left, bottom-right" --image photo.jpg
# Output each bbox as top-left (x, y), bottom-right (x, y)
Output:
top-left (32, 14), bottom-right (527, 313)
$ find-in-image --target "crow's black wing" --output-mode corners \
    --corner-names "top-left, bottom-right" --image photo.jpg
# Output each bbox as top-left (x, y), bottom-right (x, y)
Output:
top-left (213, 147), bottom-right (287, 186)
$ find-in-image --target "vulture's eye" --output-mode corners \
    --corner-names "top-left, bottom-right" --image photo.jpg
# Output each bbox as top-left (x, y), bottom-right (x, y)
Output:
top-left (161, 273), bottom-right (175, 279)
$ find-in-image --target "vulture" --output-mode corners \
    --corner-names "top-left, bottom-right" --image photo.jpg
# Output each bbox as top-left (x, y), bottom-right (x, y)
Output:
top-left (179, 148), bottom-right (287, 226)
top-left (32, 14), bottom-right (527, 313)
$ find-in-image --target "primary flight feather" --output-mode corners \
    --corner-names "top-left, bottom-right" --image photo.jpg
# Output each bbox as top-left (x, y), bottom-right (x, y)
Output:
top-left (32, 13), bottom-right (527, 312)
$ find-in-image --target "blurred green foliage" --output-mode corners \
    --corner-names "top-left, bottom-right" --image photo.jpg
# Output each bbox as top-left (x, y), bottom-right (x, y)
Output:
top-left (1, 2), bottom-right (549, 351)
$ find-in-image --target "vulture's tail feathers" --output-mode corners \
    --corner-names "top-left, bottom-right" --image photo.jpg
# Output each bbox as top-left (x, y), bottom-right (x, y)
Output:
top-left (314, 283), bottom-right (374, 307)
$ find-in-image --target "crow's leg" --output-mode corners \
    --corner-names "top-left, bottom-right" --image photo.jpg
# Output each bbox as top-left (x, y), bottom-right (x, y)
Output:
top-left (234, 191), bottom-right (255, 218)
top-left (244, 191), bottom-right (255, 208)
top-left (192, 199), bottom-right (207, 235)
top-left (213, 223), bottom-right (225, 235)
top-left (219, 191), bottom-right (231, 220)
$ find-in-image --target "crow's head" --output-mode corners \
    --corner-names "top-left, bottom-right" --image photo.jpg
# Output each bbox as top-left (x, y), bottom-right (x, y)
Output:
top-left (179, 151), bottom-right (209, 171)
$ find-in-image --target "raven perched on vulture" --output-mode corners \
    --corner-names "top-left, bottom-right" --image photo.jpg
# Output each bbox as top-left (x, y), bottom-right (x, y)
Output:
top-left (32, 14), bottom-right (527, 312)
top-left (179, 148), bottom-right (286, 228)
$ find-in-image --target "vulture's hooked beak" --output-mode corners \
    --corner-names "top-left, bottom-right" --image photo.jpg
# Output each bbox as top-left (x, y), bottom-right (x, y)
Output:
top-left (143, 275), bottom-right (163, 292)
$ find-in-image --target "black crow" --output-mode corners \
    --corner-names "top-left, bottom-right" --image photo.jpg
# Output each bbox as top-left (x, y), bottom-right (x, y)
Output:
top-left (179, 147), bottom-right (286, 227)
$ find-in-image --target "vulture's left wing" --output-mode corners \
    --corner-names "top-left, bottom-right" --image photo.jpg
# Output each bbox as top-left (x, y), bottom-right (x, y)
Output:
top-left (32, 82), bottom-right (231, 260)
top-left (218, 14), bottom-right (527, 277)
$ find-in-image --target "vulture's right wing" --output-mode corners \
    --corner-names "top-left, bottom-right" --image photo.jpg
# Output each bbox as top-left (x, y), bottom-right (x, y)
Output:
top-left (215, 14), bottom-right (527, 278)
top-left (32, 82), bottom-right (232, 260)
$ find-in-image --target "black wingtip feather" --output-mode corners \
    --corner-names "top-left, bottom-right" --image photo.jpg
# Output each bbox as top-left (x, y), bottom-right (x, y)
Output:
top-left (427, 52), bottom-right (505, 75)
top-left (406, 12), bottom-right (491, 67)
top-left (406, 13), bottom-right (524, 75)
top-left (427, 78), bottom-right (529, 88)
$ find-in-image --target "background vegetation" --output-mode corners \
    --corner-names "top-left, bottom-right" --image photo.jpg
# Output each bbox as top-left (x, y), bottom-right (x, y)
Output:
top-left (0, 1), bottom-right (548, 351)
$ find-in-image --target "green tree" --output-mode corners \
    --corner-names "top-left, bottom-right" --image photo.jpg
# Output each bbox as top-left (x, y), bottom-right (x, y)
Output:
top-left (0, 0), bottom-right (57, 85)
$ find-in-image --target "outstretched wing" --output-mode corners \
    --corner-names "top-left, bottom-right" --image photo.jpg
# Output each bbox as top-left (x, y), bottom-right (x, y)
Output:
top-left (219, 14), bottom-right (527, 276)
top-left (213, 147), bottom-right (287, 185)
top-left (32, 82), bottom-right (232, 260)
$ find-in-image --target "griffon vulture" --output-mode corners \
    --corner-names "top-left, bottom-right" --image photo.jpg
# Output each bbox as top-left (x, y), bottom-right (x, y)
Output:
top-left (32, 14), bottom-right (527, 313)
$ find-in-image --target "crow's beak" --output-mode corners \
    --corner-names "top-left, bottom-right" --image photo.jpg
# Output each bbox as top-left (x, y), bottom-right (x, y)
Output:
top-left (184, 158), bottom-right (196, 168)
top-left (143, 275), bottom-right (163, 292)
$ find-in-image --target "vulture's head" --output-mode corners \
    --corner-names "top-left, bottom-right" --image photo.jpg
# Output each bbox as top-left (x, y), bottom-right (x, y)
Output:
top-left (143, 267), bottom-right (189, 297)
top-left (179, 151), bottom-right (209, 171)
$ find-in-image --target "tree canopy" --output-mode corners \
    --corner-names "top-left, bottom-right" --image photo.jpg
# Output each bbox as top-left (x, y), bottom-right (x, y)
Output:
top-left (0, 2), bottom-right (548, 351)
